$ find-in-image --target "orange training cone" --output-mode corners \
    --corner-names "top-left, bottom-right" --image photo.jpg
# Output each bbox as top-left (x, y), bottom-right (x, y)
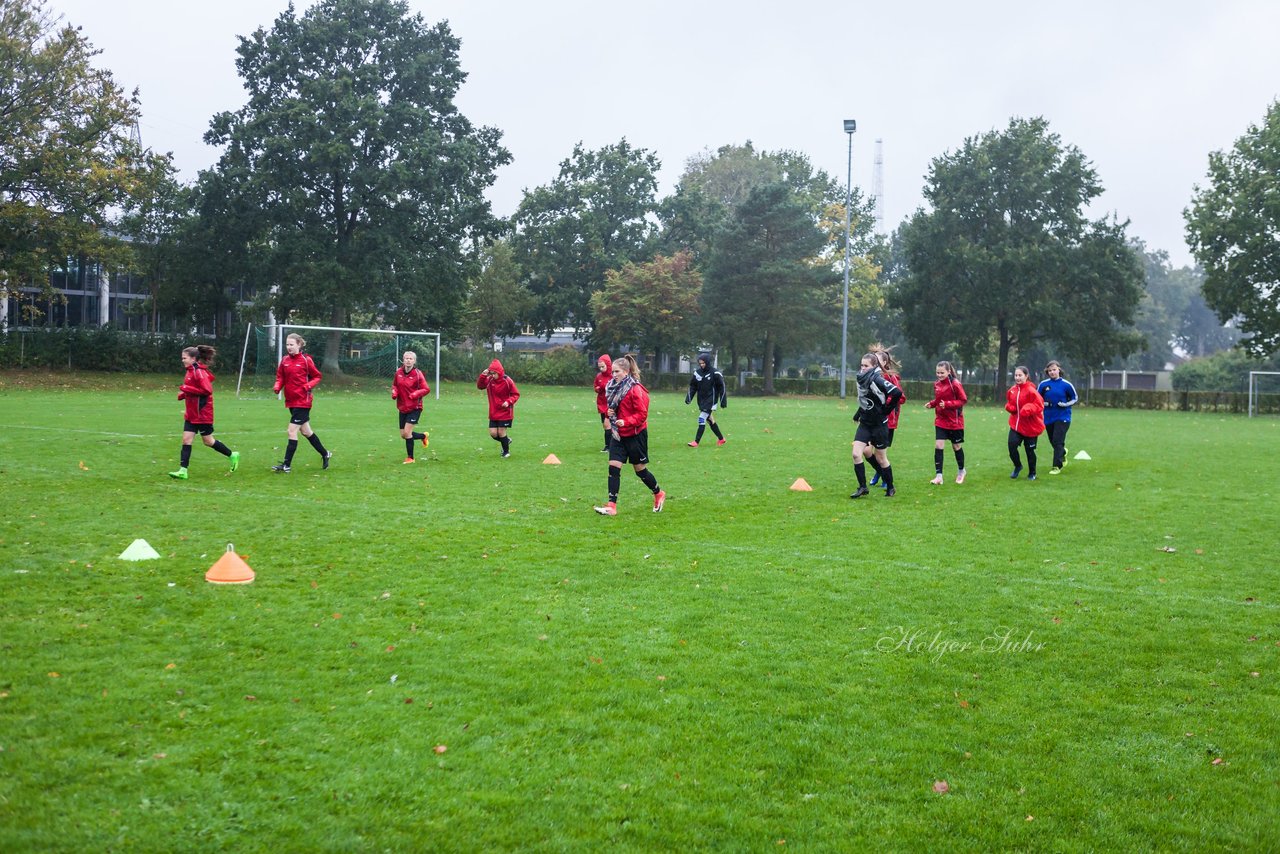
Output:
top-left (790, 477), bottom-right (813, 492)
top-left (205, 543), bottom-right (255, 585)
top-left (542, 454), bottom-right (561, 465)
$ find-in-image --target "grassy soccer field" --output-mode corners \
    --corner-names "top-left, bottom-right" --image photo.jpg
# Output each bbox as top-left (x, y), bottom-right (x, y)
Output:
top-left (1, 371), bottom-right (1277, 851)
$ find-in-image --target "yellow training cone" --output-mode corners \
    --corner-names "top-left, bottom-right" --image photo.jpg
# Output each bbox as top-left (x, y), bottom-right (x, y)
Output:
top-left (205, 543), bottom-right (255, 585)
top-left (542, 454), bottom-right (561, 465)
top-left (790, 478), bottom-right (813, 492)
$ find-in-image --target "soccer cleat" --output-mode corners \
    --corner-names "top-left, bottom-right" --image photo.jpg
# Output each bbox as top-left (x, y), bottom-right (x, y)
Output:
top-left (687, 441), bottom-right (698, 447)
top-left (885, 486), bottom-right (896, 498)
top-left (421, 432), bottom-right (430, 448)
top-left (653, 490), bottom-right (666, 513)
top-left (168, 467), bottom-right (189, 480)
top-left (272, 462), bottom-right (291, 473)
top-left (869, 473), bottom-right (881, 487)
top-left (1049, 466), bottom-right (1061, 475)
top-left (501, 450), bottom-right (511, 458)
top-left (228, 451), bottom-right (240, 472)
top-left (594, 502), bottom-right (617, 516)
top-left (403, 457), bottom-right (416, 464)
top-left (850, 486), bottom-right (870, 499)
top-left (955, 469), bottom-right (967, 484)
top-left (716, 438), bottom-right (726, 446)
top-left (1028, 473), bottom-right (1037, 481)
top-left (322, 451), bottom-right (332, 470)
top-left (930, 474), bottom-right (944, 485)
top-left (1010, 467), bottom-right (1022, 479)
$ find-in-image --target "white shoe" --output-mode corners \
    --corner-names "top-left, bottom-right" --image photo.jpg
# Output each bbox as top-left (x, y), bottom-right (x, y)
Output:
top-left (955, 469), bottom-right (966, 484)
top-left (930, 474), bottom-right (944, 485)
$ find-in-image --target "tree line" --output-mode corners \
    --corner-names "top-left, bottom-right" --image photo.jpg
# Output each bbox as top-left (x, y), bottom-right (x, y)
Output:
top-left (3, 0), bottom-right (1276, 394)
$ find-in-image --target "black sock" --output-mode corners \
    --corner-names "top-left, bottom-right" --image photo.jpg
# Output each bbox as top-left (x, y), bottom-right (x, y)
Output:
top-left (882, 465), bottom-right (894, 488)
top-left (405, 438), bottom-right (415, 458)
top-left (500, 435), bottom-right (510, 453)
top-left (607, 466), bottom-right (620, 502)
top-left (934, 448), bottom-right (944, 474)
top-left (285, 439), bottom-right (298, 465)
top-left (866, 456), bottom-right (883, 476)
top-left (710, 421), bottom-right (724, 440)
top-left (307, 433), bottom-right (327, 456)
top-left (694, 424), bottom-right (706, 443)
top-left (180, 445), bottom-right (192, 467)
top-left (636, 468), bottom-right (659, 493)
top-left (412, 432), bottom-right (425, 441)
top-left (211, 440), bottom-right (232, 457)
top-left (955, 448), bottom-right (965, 470)
top-left (854, 462), bottom-right (866, 488)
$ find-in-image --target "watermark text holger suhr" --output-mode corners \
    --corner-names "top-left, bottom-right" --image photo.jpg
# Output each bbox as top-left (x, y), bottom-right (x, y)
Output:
top-left (876, 626), bottom-right (1046, 663)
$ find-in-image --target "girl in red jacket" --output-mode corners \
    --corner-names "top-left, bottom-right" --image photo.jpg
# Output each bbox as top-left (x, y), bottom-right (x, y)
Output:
top-left (1005, 365), bottom-right (1045, 480)
top-left (869, 345), bottom-right (906, 488)
top-left (925, 361), bottom-right (967, 485)
top-left (477, 358), bottom-right (520, 457)
top-left (169, 345), bottom-right (239, 480)
top-left (594, 353), bottom-right (612, 452)
top-left (271, 332), bottom-right (331, 473)
top-left (392, 350), bottom-right (431, 464)
top-left (594, 354), bottom-right (666, 516)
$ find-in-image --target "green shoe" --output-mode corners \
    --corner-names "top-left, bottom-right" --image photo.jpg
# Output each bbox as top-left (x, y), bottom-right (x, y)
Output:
top-left (168, 467), bottom-right (189, 480)
top-left (229, 451), bottom-right (240, 472)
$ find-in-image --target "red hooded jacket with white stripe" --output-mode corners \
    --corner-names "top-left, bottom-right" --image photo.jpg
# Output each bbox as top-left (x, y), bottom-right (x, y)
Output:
top-left (1005, 381), bottom-right (1045, 437)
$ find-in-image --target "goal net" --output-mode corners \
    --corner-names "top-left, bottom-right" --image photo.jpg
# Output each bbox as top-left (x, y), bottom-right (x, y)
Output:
top-left (1248, 371), bottom-right (1280, 417)
top-left (237, 323), bottom-right (440, 399)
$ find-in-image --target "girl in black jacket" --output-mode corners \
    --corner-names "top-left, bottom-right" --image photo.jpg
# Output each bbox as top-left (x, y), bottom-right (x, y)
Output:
top-left (684, 352), bottom-right (727, 447)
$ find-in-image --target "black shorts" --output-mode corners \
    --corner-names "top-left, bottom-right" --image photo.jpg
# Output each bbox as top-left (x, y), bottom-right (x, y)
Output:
top-left (399, 410), bottom-right (422, 428)
top-left (609, 429), bottom-right (649, 465)
top-left (854, 422), bottom-right (891, 449)
top-left (935, 427), bottom-right (965, 444)
top-left (183, 420), bottom-right (214, 436)
top-left (289, 407), bottom-right (312, 425)
top-left (488, 419), bottom-right (513, 429)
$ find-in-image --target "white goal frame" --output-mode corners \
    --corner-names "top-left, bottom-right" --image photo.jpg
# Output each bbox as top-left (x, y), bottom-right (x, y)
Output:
top-left (1248, 371), bottom-right (1280, 417)
top-left (237, 322), bottom-right (440, 399)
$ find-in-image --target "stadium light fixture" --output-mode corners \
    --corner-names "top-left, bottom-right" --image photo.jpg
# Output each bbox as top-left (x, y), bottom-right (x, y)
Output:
top-left (840, 119), bottom-right (856, 400)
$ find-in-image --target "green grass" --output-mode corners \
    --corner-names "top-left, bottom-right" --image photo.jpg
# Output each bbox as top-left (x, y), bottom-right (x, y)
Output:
top-left (1, 370), bottom-right (1278, 851)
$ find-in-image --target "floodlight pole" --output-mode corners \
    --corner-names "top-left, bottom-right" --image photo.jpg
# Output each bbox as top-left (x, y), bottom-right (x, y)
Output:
top-left (840, 119), bottom-right (857, 400)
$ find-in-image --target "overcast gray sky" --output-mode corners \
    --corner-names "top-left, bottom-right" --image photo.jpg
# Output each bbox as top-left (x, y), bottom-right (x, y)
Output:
top-left (51, 0), bottom-right (1280, 267)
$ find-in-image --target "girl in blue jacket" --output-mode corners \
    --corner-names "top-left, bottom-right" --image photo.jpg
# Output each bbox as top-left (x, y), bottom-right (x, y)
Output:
top-left (1038, 360), bottom-right (1078, 474)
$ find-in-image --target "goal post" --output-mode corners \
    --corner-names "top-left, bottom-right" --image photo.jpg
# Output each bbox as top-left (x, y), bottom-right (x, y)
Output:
top-left (1248, 371), bottom-right (1280, 417)
top-left (237, 322), bottom-right (441, 399)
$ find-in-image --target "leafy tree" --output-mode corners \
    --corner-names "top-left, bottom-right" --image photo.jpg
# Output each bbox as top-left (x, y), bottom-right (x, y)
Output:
top-left (511, 139), bottom-right (660, 338)
top-left (892, 117), bottom-right (1144, 395)
top-left (703, 183), bottom-right (836, 393)
top-left (464, 240), bottom-right (533, 347)
top-left (589, 251), bottom-right (702, 363)
top-left (1185, 99), bottom-right (1280, 356)
top-left (203, 0), bottom-right (510, 369)
top-left (0, 0), bottom-right (169, 317)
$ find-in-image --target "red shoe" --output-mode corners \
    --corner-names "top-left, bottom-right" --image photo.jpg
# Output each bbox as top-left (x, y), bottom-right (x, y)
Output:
top-left (687, 441), bottom-right (698, 447)
top-left (594, 502), bottom-right (617, 516)
top-left (653, 490), bottom-right (666, 512)
top-left (716, 438), bottom-right (727, 446)
top-left (402, 457), bottom-right (416, 464)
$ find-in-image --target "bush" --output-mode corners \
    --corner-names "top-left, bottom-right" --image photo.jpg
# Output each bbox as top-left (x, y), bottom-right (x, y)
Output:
top-left (0, 326), bottom-right (195, 372)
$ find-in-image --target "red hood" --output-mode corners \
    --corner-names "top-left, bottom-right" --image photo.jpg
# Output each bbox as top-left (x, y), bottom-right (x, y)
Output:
top-left (488, 359), bottom-right (505, 378)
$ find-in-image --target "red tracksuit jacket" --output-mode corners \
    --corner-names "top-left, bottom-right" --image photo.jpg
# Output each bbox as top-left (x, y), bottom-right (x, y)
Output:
top-left (927, 376), bottom-right (967, 430)
top-left (179, 363), bottom-right (215, 424)
top-left (884, 372), bottom-right (906, 430)
top-left (477, 359), bottom-right (520, 420)
top-left (1006, 381), bottom-right (1045, 437)
top-left (614, 382), bottom-right (649, 437)
top-left (274, 353), bottom-right (322, 408)
top-left (392, 367), bottom-right (431, 413)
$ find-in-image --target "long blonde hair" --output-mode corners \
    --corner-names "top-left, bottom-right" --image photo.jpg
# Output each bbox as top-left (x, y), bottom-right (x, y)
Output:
top-left (618, 353), bottom-right (642, 382)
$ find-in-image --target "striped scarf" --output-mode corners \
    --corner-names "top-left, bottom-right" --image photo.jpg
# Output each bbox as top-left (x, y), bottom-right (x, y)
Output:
top-left (604, 375), bottom-right (636, 441)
